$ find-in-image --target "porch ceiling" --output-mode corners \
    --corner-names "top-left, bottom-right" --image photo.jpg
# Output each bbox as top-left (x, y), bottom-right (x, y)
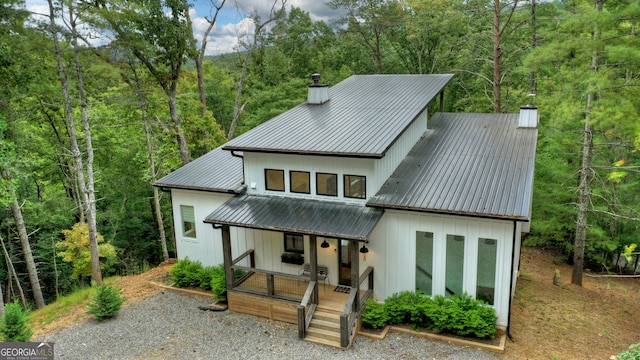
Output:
top-left (204, 195), bottom-right (383, 241)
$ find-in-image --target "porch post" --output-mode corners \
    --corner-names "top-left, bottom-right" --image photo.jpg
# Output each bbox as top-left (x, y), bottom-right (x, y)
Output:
top-left (350, 240), bottom-right (360, 312)
top-left (221, 225), bottom-right (234, 291)
top-left (309, 235), bottom-right (319, 304)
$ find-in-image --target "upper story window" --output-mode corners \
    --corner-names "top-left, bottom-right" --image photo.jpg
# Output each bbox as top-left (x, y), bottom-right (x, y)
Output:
top-left (180, 205), bottom-right (196, 238)
top-left (265, 169), bottom-right (285, 191)
top-left (344, 175), bottom-right (366, 199)
top-left (284, 233), bottom-right (304, 254)
top-left (316, 173), bottom-right (337, 197)
top-left (290, 171), bottom-right (310, 194)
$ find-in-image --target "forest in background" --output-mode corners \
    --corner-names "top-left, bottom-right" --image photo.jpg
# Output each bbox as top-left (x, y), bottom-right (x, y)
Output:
top-left (0, 0), bottom-right (639, 308)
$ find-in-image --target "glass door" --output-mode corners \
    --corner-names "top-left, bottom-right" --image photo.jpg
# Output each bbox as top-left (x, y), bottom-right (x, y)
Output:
top-left (338, 239), bottom-right (352, 286)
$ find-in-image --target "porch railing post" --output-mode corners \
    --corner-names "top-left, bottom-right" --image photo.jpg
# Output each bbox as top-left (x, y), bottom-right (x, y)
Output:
top-left (309, 235), bottom-right (318, 304)
top-left (350, 240), bottom-right (359, 312)
top-left (266, 273), bottom-right (274, 296)
top-left (221, 225), bottom-right (234, 290)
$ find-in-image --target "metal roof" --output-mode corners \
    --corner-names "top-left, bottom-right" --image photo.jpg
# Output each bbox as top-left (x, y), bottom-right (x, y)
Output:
top-left (223, 74), bottom-right (454, 158)
top-left (367, 112), bottom-right (538, 221)
top-left (204, 195), bottom-right (384, 241)
top-left (154, 146), bottom-right (244, 193)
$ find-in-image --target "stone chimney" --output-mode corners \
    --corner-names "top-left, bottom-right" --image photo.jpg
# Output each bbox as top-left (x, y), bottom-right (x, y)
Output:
top-left (307, 73), bottom-right (329, 105)
top-left (518, 105), bottom-right (538, 128)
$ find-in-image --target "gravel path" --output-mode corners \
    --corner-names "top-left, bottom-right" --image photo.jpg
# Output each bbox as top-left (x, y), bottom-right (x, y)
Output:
top-left (35, 291), bottom-right (498, 360)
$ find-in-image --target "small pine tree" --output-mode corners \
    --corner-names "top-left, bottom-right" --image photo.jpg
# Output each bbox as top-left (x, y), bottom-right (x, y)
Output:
top-left (0, 301), bottom-right (33, 342)
top-left (87, 284), bottom-right (126, 321)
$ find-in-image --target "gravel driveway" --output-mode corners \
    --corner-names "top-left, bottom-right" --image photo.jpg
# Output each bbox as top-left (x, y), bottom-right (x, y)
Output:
top-left (35, 291), bottom-right (498, 360)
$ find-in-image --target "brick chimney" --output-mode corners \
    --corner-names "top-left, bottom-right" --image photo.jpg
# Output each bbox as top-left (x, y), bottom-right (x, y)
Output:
top-left (307, 73), bottom-right (329, 105)
top-left (518, 105), bottom-right (538, 128)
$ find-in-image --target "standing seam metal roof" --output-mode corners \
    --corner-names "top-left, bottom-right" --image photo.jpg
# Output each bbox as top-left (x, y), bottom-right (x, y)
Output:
top-left (367, 112), bottom-right (538, 220)
top-left (223, 74), bottom-right (454, 158)
top-left (204, 195), bottom-right (384, 241)
top-left (153, 146), bottom-right (244, 193)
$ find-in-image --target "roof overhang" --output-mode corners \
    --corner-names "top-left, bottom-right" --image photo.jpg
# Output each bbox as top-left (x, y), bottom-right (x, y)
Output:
top-left (204, 195), bottom-right (384, 241)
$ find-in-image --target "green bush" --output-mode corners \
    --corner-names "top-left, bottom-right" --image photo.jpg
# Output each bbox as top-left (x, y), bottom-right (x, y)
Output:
top-left (366, 291), bottom-right (497, 339)
top-left (169, 258), bottom-right (204, 288)
top-left (361, 300), bottom-right (389, 329)
top-left (0, 302), bottom-right (33, 342)
top-left (209, 264), bottom-right (246, 302)
top-left (614, 343), bottom-right (640, 360)
top-left (87, 284), bottom-right (126, 321)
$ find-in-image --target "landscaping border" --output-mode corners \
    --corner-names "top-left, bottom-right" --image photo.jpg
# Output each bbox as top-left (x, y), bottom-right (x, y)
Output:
top-left (357, 324), bottom-right (506, 354)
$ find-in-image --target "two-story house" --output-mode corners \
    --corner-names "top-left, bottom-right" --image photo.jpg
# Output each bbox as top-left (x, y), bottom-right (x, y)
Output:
top-left (155, 74), bottom-right (538, 348)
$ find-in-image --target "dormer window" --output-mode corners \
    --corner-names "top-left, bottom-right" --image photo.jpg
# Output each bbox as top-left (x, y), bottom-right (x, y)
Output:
top-left (265, 169), bottom-right (285, 191)
top-left (316, 173), bottom-right (337, 196)
top-left (344, 175), bottom-right (366, 199)
top-left (290, 171), bottom-right (310, 194)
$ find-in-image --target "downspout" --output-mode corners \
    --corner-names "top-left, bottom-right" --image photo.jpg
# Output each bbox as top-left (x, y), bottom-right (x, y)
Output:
top-left (230, 150), bottom-right (245, 185)
top-left (507, 220), bottom-right (518, 341)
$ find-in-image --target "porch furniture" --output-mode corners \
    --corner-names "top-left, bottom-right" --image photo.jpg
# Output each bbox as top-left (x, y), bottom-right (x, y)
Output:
top-left (299, 263), bottom-right (328, 289)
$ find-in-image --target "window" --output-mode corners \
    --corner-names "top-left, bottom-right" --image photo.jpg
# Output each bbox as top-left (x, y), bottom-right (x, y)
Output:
top-left (265, 169), bottom-right (285, 191)
top-left (445, 234), bottom-right (465, 297)
top-left (416, 231), bottom-right (434, 295)
top-left (290, 171), bottom-right (310, 194)
top-left (316, 173), bottom-right (337, 196)
top-left (180, 205), bottom-right (196, 238)
top-left (344, 175), bottom-right (366, 199)
top-left (284, 233), bottom-right (304, 254)
top-left (476, 238), bottom-right (497, 305)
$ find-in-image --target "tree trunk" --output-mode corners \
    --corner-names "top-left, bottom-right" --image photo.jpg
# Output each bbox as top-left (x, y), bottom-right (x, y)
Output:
top-left (69, 2), bottom-right (102, 286)
top-left (9, 196), bottom-right (45, 308)
top-left (167, 87), bottom-right (191, 165)
top-left (492, 0), bottom-right (501, 113)
top-left (529, 0), bottom-right (537, 94)
top-left (572, 0), bottom-right (604, 286)
top-left (0, 236), bottom-right (26, 308)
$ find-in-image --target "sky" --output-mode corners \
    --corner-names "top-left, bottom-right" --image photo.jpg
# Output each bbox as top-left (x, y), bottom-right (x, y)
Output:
top-left (24, 0), bottom-right (341, 55)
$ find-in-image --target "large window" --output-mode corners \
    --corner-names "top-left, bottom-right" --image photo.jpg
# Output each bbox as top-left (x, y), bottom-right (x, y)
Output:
top-left (445, 234), bottom-right (465, 296)
top-left (344, 175), bottom-right (366, 199)
top-left (290, 171), bottom-right (310, 194)
top-left (416, 231), bottom-right (434, 295)
top-left (316, 173), bottom-right (337, 196)
top-left (180, 205), bottom-right (196, 238)
top-left (476, 238), bottom-right (497, 305)
top-left (265, 169), bottom-right (285, 191)
top-left (284, 233), bottom-right (304, 254)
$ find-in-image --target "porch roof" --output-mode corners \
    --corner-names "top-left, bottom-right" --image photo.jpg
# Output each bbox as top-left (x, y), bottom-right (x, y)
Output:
top-left (204, 195), bottom-right (383, 241)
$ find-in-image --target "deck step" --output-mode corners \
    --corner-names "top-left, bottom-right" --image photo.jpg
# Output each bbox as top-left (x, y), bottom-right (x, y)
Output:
top-left (306, 325), bottom-right (341, 342)
top-left (313, 309), bottom-right (341, 321)
top-left (310, 318), bottom-right (340, 332)
top-left (303, 334), bottom-right (341, 348)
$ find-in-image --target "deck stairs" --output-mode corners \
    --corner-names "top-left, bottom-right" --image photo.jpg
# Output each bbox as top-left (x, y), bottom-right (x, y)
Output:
top-left (303, 304), bottom-right (344, 348)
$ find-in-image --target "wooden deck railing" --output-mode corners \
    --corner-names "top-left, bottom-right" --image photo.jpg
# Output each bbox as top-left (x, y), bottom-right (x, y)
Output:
top-left (340, 266), bottom-right (374, 347)
top-left (297, 281), bottom-right (318, 339)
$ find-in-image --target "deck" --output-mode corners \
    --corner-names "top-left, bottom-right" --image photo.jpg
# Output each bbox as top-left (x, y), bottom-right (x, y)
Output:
top-left (228, 272), bottom-right (350, 324)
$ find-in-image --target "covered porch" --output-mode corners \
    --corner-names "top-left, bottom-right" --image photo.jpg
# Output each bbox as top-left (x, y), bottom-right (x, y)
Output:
top-left (205, 195), bottom-right (382, 348)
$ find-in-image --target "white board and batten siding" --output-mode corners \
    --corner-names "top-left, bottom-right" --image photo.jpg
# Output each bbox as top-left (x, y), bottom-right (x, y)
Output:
top-left (366, 210), bottom-right (519, 328)
top-left (374, 108), bottom-right (427, 185)
top-left (243, 153), bottom-right (374, 204)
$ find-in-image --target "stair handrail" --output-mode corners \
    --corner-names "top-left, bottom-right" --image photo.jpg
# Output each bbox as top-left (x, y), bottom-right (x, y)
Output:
top-left (339, 266), bottom-right (374, 347)
top-left (297, 280), bottom-right (317, 339)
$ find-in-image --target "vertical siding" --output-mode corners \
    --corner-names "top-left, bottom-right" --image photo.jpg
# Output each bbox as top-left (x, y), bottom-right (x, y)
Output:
top-left (368, 210), bottom-right (514, 328)
top-left (244, 153), bottom-right (375, 204)
top-left (373, 109), bottom-right (427, 193)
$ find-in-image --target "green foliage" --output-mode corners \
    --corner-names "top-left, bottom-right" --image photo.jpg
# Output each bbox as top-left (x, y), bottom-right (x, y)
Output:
top-left (614, 343), bottom-right (640, 360)
top-left (169, 258), bottom-right (205, 288)
top-left (362, 291), bottom-right (497, 339)
top-left (361, 299), bottom-right (389, 329)
top-left (57, 222), bottom-right (118, 278)
top-left (0, 302), bottom-right (33, 342)
top-left (209, 264), bottom-right (227, 302)
top-left (86, 283), bottom-right (126, 321)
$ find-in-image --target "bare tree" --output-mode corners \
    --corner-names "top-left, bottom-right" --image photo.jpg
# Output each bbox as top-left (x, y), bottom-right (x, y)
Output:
top-left (47, 0), bottom-right (102, 285)
top-left (228, 0), bottom-right (287, 140)
top-left (492, 0), bottom-right (519, 113)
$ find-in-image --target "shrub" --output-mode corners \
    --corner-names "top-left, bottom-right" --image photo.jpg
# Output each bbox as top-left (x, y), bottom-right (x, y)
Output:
top-left (0, 302), bottom-right (33, 342)
top-left (169, 258), bottom-right (204, 288)
top-left (361, 300), bottom-right (389, 329)
top-left (87, 284), bottom-right (126, 321)
top-left (209, 264), bottom-right (246, 303)
top-left (614, 343), bottom-right (640, 360)
top-left (384, 290), bottom-right (424, 325)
